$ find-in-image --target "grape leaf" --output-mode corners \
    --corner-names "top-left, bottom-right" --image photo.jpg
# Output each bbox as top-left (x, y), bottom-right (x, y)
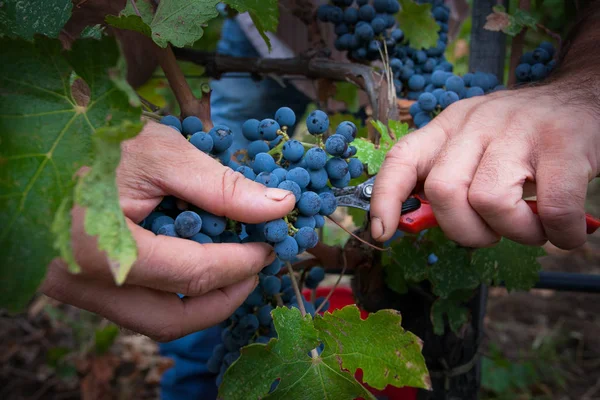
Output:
top-left (396, 0), bottom-right (439, 50)
top-left (315, 305), bottom-right (431, 391)
top-left (220, 305), bottom-right (430, 399)
top-left (484, 5), bottom-right (539, 37)
top-left (0, 36), bottom-right (142, 312)
top-left (430, 291), bottom-right (472, 335)
top-left (224, 0), bottom-right (279, 50)
top-left (0, 0), bottom-right (72, 40)
top-left (353, 120), bottom-right (405, 175)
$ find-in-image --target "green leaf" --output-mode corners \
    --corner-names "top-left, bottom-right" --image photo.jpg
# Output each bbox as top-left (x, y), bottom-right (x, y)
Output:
top-left (105, 0), bottom-right (156, 40)
top-left (353, 120), bottom-right (399, 175)
top-left (0, 36), bottom-right (142, 312)
top-left (512, 9), bottom-right (538, 30)
top-left (152, 0), bottom-right (220, 48)
top-left (430, 292), bottom-right (472, 335)
top-left (95, 324), bottom-right (120, 354)
top-left (224, 0), bottom-right (279, 50)
top-left (219, 306), bottom-right (375, 400)
top-left (315, 306), bottom-right (431, 391)
top-left (0, 0), bottom-right (72, 40)
top-left (80, 25), bottom-right (106, 40)
top-left (396, 0), bottom-right (439, 50)
top-left (334, 82), bottom-right (360, 113)
top-left (388, 120), bottom-right (409, 140)
top-left (75, 120), bottom-right (142, 285)
top-left (220, 306), bottom-right (430, 399)
top-left (52, 184), bottom-right (77, 272)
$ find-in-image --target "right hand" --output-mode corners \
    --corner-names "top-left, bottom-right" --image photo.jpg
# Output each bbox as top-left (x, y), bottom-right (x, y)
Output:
top-left (41, 121), bottom-right (296, 342)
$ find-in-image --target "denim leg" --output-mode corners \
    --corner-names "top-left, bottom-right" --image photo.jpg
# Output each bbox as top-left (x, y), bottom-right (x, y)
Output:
top-left (159, 19), bottom-right (311, 400)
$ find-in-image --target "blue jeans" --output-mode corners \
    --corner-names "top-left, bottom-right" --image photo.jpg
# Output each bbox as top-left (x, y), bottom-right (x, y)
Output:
top-left (158, 18), bottom-right (310, 400)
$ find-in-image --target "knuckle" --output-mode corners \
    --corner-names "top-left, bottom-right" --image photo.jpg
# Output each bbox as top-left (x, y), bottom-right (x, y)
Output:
top-left (220, 168), bottom-right (245, 211)
top-left (467, 188), bottom-right (510, 216)
top-left (185, 265), bottom-right (215, 296)
top-left (150, 323), bottom-right (184, 343)
top-left (537, 203), bottom-right (583, 231)
top-left (424, 178), bottom-right (466, 203)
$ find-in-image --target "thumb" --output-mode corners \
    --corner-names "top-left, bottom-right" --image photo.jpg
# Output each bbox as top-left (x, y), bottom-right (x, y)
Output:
top-left (145, 121), bottom-right (296, 223)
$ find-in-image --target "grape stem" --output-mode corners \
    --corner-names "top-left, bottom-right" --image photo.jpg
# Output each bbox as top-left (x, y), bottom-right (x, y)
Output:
top-left (142, 110), bottom-right (161, 121)
top-left (285, 262), bottom-right (319, 359)
top-left (326, 216), bottom-right (391, 252)
top-left (267, 135), bottom-right (287, 157)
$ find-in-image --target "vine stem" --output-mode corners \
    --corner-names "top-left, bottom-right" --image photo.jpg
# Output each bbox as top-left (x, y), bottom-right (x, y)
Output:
top-left (286, 262), bottom-right (319, 359)
top-left (326, 216), bottom-right (391, 251)
top-left (507, 0), bottom-right (531, 86)
top-left (142, 110), bottom-right (161, 121)
top-left (315, 252), bottom-right (348, 314)
top-left (536, 23), bottom-right (563, 54)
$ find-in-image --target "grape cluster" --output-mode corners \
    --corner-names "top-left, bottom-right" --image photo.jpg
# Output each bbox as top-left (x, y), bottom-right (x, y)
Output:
top-left (145, 107), bottom-right (364, 387)
top-left (515, 41), bottom-right (556, 84)
top-left (317, 0), bottom-right (404, 62)
top-left (407, 70), bottom-right (504, 128)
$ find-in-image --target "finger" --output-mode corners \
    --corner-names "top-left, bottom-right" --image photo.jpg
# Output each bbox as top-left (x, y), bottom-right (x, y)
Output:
top-left (370, 120), bottom-right (448, 241)
top-left (42, 259), bottom-right (258, 342)
top-left (129, 121), bottom-right (296, 223)
top-left (468, 140), bottom-right (547, 245)
top-left (424, 133), bottom-right (500, 247)
top-left (74, 218), bottom-right (275, 296)
top-left (535, 155), bottom-right (590, 249)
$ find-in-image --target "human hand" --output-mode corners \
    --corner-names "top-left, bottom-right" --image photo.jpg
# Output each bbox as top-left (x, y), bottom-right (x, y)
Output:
top-left (41, 121), bottom-right (296, 342)
top-left (370, 86), bottom-right (599, 250)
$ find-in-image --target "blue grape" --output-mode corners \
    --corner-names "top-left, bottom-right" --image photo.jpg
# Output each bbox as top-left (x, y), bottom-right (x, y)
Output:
top-left (515, 63), bottom-right (531, 81)
top-left (317, 4), bottom-right (332, 21)
top-left (309, 266), bottom-right (325, 282)
top-left (418, 92), bottom-right (437, 112)
top-left (532, 48), bottom-right (550, 63)
top-left (298, 191), bottom-right (322, 216)
top-left (358, 4), bottom-right (376, 21)
top-left (306, 110), bottom-right (329, 135)
top-left (314, 214), bottom-right (325, 229)
top-left (220, 231), bottom-right (241, 243)
top-left (409, 102), bottom-right (422, 117)
top-left (336, 121), bottom-right (357, 143)
top-left (466, 86), bottom-right (485, 98)
top-left (160, 115), bottom-right (181, 131)
top-left (329, 6), bottom-right (344, 23)
top-left (335, 23), bottom-right (350, 36)
top-left (262, 258), bottom-right (282, 275)
top-left (257, 304), bottom-right (274, 326)
top-left (215, 148), bottom-right (233, 165)
top-left (319, 192), bottom-right (337, 216)
top-left (255, 172), bottom-right (279, 188)
top-left (264, 219), bottom-right (289, 243)
top-left (356, 23), bottom-right (375, 42)
top-left (159, 196), bottom-right (176, 210)
top-left (530, 63), bottom-right (547, 80)
top-left (309, 168), bottom-right (329, 190)
top-left (248, 140), bottom-right (270, 159)
top-left (413, 50), bottom-right (427, 64)
top-left (391, 28), bottom-right (404, 42)
top-left (286, 167), bottom-right (311, 189)
top-left (271, 167), bottom-right (288, 183)
top-left (371, 17), bottom-right (386, 34)
top-left (305, 147), bottom-right (327, 170)
top-left (445, 75), bottom-right (464, 93)
top-left (330, 171), bottom-right (351, 188)
top-left (190, 132), bottom-right (214, 153)
top-left (282, 140), bottom-right (304, 162)
top-left (262, 275), bottom-right (282, 296)
top-left (432, 70), bottom-right (450, 87)
top-left (325, 157), bottom-right (349, 180)
top-left (348, 158), bottom-right (364, 178)
top-left (236, 166), bottom-right (256, 180)
top-left (258, 119), bottom-right (280, 141)
top-left (281, 275), bottom-right (292, 290)
top-left (295, 216), bottom-right (316, 229)
top-left (157, 224), bottom-right (178, 237)
top-left (277, 180), bottom-right (301, 202)
top-left (190, 232), bottom-right (213, 244)
top-left (275, 107), bottom-right (296, 128)
top-left (151, 215), bottom-right (174, 234)
top-left (209, 125), bottom-right (234, 153)
top-left (315, 297), bottom-right (330, 312)
top-left (174, 211), bottom-right (202, 238)
top-left (240, 314), bottom-right (259, 332)
top-left (539, 41), bottom-right (555, 58)
top-left (373, 0), bottom-right (389, 12)
top-left (198, 210), bottom-right (226, 236)
top-left (207, 344), bottom-right (225, 373)
top-left (439, 90), bottom-right (459, 108)
top-left (414, 111), bottom-right (432, 128)
top-left (431, 88), bottom-right (445, 102)
top-left (344, 7), bottom-right (359, 24)
top-left (471, 72), bottom-right (493, 91)
top-left (274, 235), bottom-right (299, 260)
top-left (182, 116), bottom-right (203, 135)
top-left (408, 74), bottom-right (426, 91)
top-left (253, 153), bottom-right (277, 173)
top-left (242, 119), bottom-right (261, 141)
top-left (325, 134), bottom-right (348, 157)
top-left (244, 286), bottom-right (264, 307)
top-left (427, 253), bottom-right (439, 265)
top-left (462, 72), bottom-right (473, 86)
top-left (255, 336), bottom-right (270, 344)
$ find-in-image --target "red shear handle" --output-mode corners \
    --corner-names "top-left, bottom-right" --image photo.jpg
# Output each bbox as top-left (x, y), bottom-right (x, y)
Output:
top-left (397, 197), bottom-right (600, 235)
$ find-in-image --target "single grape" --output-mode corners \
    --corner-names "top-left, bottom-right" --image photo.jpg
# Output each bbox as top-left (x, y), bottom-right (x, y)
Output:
top-left (253, 152), bottom-right (277, 173)
top-left (262, 258), bottom-right (283, 275)
top-left (325, 157), bottom-right (349, 180)
top-left (220, 231), bottom-right (241, 243)
top-left (255, 172), bottom-right (280, 188)
top-left (294, 215), bottom-right (316, 229)
top-left (174, 211), bottom-right (202, 238)
top-left (306, 110), bottom-right (329, 135)
top-left (358, 4), bottom-right (376, 21)
top-left (330, 171), bottom-right (351, 188)
top-left (335, 23), bottom-right (350, 36)
top-left (157, 224), bottom-right (178, 237)
top-left (532, 47), bottom-right (550, 63)
top-left (275, 106), bottom-right (296, 128)
top-left (277, 180), bottom-right (302, 202)
top-left (329, 6), bottom-right (344, 24)
top-left (255, 336), bottom-right (271, 344)
top-left (294, 227), bottom-right (318, 249)
top-left (304, 147), bottom-right (327, 170)
top-left (151, 215), bottom-right (174, 234)
top-left (439, 90), bottom-right (459, 109)
top-left (427, 253), bottom-right (439, 265)
top-left (336, 121), bottom-right (357, 143)
top-left (344, 7), bottom-right (359, 24)
top-left (198, 210), bottom-right (227, 236)
top-left (414, 111), bottom-right (432, 128)
top-left (431, 88), bottom-right (445, 102)
top-left (418, 92), bottom-right (437, 112)
top-left (465, 86), bottom-right (485, 98)
top-left (371, 17), bottom-right (386, 34)
top-left (258, 119), bottom-right (280, 141)
top-left (309, 266), bottom-right (325, 282)
top-left (190, 132), bottom-right (214, 153)
top-left (470, 72), bottom-right (493, 91)
top-left (409, 102), bottom-right (422, 118)
top-left (261, 275), bottom-right (282, 296)
top-left (244, 286), bottom-right (264, 307)
top-left (247, 140), bottom-right (270, 159)
top-left (236, 165), bottom-right (256, 180)
top-left (286, 167), bottom-right (311, 189)
top-left (264, 219), bottom-right (289, 243)
top-left (391, 28), bottom-right (404, 42)
top-left (206, 344), bottom-right (225, 373)
top-left (388, 0), bottom-right (400, 13)
top-left (431, 70), bottom-right (450, 87)
top-left (530, 63), bottom-right (547, 81)
top-left (182, 116), bottom-right (203, 135)
top-left (160, 115), bottom-right (182, 131)
top-left (190, 232), bottom-right (213, 244)
top-left (314, 214), bottom-right (325, 228)
top-left (298, 191), bottom-right (322, 217)
top-left (325, 134), bottom-right (348, 157)
top-left (348, 158), bottom-right (364, 179)
top-left (319, 192), bottom-right (338, 216)
top-left (242, 118), bottom-right (261, 141)
top-left (315, 297), bottom-right (330, 312)
top-left (317, 4), bottom-right (332, 21)
top-left (257, 304), bottom-right (274, 326)
top-left (271, 167), bottom-right (288, 183)
top-left (274, 235), bottom-right (299, 261)
top-left (309, 168), bottom-right (329, 190)
top-left (209, 125), bottom-right (234, 153)
top-left (408, 74), bottom-right (426, 91)
top-left (281, 275), bottom-right (292, 290)
top-left (445, 75), bottom-right (465, 93)
top-left (356, 23), bottom-right (375, 42)
top-left (282, 140), bottom-right (304, 162)
top-left (539, 41), bottom-right (555, 58)
top-left (515, 63), bottom-right (531, 81)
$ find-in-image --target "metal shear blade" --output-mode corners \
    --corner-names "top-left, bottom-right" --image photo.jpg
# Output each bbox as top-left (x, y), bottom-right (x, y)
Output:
top-left (331, 176), bottom-right (376, 211)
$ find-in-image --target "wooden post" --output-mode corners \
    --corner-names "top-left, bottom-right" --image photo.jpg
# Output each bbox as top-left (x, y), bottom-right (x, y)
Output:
top-left (469, 0), bottom-right (509, 82)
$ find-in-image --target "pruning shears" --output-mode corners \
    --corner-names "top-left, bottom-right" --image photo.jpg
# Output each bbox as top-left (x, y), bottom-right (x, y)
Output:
top-left (332, 175), bottom-right (600, 235)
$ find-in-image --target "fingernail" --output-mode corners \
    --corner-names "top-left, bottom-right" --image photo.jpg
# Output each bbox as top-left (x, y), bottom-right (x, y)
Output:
top-left (371, 217), bottom-right (384, 240)
top-left (265, 188), bottom-right (293, 201)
